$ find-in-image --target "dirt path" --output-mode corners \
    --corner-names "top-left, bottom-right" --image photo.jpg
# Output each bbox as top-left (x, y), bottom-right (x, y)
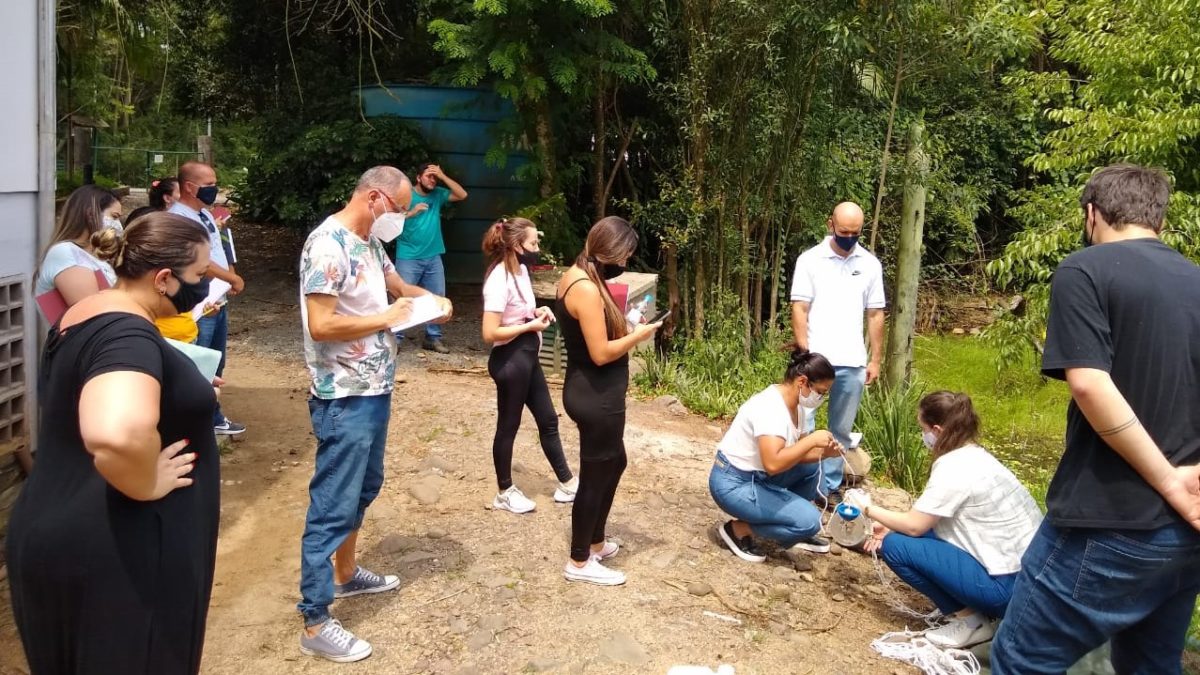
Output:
top-left (1, 222), bottom-right (924, 675)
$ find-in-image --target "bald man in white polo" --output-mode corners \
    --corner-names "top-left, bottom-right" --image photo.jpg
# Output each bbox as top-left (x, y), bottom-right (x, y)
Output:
top-left (790, 202), bottom-right (886, 504)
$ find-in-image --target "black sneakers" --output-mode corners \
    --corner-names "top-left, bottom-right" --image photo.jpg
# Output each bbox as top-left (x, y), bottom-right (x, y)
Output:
top-left (718, 520), bottom-right (767, 563)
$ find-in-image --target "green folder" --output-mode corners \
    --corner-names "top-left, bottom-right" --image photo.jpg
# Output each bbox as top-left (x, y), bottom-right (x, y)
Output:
top-left (165, 338), bottom-right (222, 383)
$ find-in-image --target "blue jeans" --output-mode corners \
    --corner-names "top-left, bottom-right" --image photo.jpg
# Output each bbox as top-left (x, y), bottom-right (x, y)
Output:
top-left (991, 521), bottom-right (1200, 675)
top-left (708, 451), bottom-right (822, 547)
top-left (881, 530), bottom-right (1016, 619)
top-left (803, 365), bottom-right (866, 495)
top-left (297, 394), bottom-right (392, 627)
top-left (393, 256), bottom-right (445, 340)
top-left (195, 306), bottom-right (228, 425)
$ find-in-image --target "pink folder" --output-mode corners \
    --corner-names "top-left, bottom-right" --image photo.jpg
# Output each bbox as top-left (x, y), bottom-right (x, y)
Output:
top-left (35, 270), bottom-right (112, 324)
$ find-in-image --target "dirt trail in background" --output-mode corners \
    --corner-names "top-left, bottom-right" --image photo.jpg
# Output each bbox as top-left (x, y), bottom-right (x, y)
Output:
top-left (0, 222), bottom-right (925, 675)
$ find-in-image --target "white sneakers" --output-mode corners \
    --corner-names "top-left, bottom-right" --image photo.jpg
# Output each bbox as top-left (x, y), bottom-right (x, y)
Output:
top-left (925, 615), bottom-right (996, 648)
top-left (494, 476), bottom-right (580, 512)
top-left (554, 476), bottom-right (579, 503)
top-left (563, 557), bottom-right (626, 586)
top-left (493, 485), bottom-right (537, 514)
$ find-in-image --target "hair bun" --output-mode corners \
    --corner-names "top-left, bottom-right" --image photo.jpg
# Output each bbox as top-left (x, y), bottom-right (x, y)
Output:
top-left (91, 227), bottom-right (126, 267)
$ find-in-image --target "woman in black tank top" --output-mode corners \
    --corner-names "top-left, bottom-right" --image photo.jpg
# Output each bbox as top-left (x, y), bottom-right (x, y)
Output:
top-left (555, 217), bottom-right (660, 586)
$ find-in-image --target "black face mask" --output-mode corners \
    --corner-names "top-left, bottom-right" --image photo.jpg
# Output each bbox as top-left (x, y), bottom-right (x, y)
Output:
top-left (168, 273), bottom-right (210, 314)
top-left (1081, 216), bottom-right (1093, 248)
top-left (196, 185), bottom-right (219, 206)
top-left (516, 250), bottom-right (539, 268)
top-left (593, 261), bottom-right (625, 280)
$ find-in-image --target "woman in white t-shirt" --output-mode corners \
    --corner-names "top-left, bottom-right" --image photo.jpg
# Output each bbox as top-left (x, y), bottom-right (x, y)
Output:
top-left (481, 217), bottom-right (576, 514)
top-left (709, 348), bottom-right (843, 563)
top-left (848, 391), bottom-right (1043, 650)
top-left (35, 185), bottom-right (122, 318)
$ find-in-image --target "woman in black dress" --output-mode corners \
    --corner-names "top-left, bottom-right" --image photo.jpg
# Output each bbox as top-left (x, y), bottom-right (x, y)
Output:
top-left (7, 211), bottom-right (220, 674)
top-left (555, 217), bottom-right (659, 586)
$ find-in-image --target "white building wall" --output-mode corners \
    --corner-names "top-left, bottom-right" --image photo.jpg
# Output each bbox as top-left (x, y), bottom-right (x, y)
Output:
top-left (0, 0), bottom-right (51, 451)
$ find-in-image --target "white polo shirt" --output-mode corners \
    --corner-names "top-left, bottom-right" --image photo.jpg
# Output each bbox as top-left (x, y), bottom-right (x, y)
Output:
top-left (789, 237), bottom-right (885, 367)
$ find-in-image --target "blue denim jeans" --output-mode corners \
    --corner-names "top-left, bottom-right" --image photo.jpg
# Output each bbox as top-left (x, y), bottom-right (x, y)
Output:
top-left (991, 520), bottom-right (1200, 675)
top-left (803, 365), bottom-right (866, 495)
top-left (708, 451), bottom-right (822, 547)
top-left (393, 255), bottom-right (446, 340)
top-left (297, 394), bottom-right (392, 626)
top-left (881, 530), bottom-right (1017, 619)
top-left (195, 306), bottom-right (228, 425)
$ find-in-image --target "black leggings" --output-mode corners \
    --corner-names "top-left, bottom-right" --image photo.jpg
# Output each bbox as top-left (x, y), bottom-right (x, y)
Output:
top-left (563, 364), bottom-right (629, 562)
top-left (488, 332), bottom-right (572, 490)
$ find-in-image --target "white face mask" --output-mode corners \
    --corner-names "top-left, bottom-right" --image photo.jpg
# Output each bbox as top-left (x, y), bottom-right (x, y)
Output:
top-left (798, 384), bottom-right (825, 410)
top-left (103, 216), bottom-right (124, 234)
top-left (370, 204), bottom-right (406, 243)
top-left (921, 430), bottom-right (938, 450)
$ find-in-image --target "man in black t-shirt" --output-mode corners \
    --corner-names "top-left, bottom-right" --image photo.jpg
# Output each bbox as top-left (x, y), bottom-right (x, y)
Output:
top-left (992, 164), bottom-right (1200, 673)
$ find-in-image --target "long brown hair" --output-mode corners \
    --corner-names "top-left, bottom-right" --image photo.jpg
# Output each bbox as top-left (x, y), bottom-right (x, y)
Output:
top-left (918, 391), bottom-right (981, 459)
top-left (482, 216), bottom-right (536, 279)
top-left (92, 212), bottom-right (210, 280)
top-left (47, 185), bottom-right (119, 249)
top-left (573, 216), bottom-right (638, 339)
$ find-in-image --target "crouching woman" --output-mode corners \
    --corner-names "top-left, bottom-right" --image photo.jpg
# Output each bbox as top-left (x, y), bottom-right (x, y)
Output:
top-left (709, 348), bottom-right (843, 562)
top-left (851, 391), bottom-right (1042, 649)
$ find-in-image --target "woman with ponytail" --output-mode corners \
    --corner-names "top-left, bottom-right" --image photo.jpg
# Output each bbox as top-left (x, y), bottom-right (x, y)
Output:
top-left (8, 213), bottom-right (222, 674)
top-left (708, 347), bottom-right (842, 563)
top-left (556, 216), bottom-right (659, 585)
top-left (848, 391), bottom-right (1042, 649)
top-left (481, 217), bottom-right (576, 514)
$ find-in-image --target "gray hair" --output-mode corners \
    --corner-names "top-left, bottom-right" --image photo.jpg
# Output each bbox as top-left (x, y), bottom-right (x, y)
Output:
top-left (355, 165), bottom-right (409, 195)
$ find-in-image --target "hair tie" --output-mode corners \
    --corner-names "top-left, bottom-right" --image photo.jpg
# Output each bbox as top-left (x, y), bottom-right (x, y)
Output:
top-left (151, 180), bottom-right (160, 187)
top-left (494, 222), bottom-right (503, 231)
top-left (113, 236), bottom-right (129, 269)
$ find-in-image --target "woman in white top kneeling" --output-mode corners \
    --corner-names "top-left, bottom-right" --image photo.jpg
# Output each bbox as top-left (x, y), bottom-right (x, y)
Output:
top-left (709, 348), bottom-right (844, 562)
top-left (849, 391), bottom-right (1042, 650)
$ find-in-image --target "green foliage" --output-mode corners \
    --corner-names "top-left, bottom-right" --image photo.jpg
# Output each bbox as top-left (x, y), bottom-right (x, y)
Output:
top-left (633, 293), bottom-right (789, 418)
top-left (988, 0), bottom-right (1200, 367)
top-left (55, 171), bottom-right (119, 197)
top-left (858, 380), bottom-right (928, 495)
top-left (232, 118), bottom-right (430, 229)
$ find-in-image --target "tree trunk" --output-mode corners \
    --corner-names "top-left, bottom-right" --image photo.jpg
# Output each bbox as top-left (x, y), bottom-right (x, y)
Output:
top-left (869, 46), bottom-right (904, 252)
top-left (591, 83), bottom-right (606, 219)
top-left (533, 99), bottom-right (557, 199)
top-left (884, 119), bottom-right (929, 387)
top-left (663, 243), bottom-right (681, 347)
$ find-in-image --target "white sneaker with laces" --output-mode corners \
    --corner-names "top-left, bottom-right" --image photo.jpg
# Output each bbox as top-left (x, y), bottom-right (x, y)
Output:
top-left (493, 485), bottom-right (536, 513)
top-left (554, 476), bottom-right (579, 503)
top-left (590, 540), bottom-right (619, 561)
top-left (299, 618), bottom-right (372, 663)
top-left (924, 616), bottom-right (995, 648)
top-left (563, 557), bottom-right (626, 586)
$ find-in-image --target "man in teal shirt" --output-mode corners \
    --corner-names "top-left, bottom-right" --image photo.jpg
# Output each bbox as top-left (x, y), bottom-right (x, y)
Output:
top-left (395, 162), bottom-right (468, 353)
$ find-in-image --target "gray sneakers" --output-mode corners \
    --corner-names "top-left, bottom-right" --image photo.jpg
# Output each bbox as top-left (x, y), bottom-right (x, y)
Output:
top-left (299, 619), bottom-right (372, 663)
top-left (334, 566), bottom-right (400, 599)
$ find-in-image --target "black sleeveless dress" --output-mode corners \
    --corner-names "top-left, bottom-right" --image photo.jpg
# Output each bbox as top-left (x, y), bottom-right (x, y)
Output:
top-left (556, 279), bottom-right (629, 460)
top-left (6, 313), bottom-right (220, 674)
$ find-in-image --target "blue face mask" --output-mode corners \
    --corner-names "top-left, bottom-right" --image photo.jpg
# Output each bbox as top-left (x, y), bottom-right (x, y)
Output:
top-left (833, 234), bottom-right (859, 252)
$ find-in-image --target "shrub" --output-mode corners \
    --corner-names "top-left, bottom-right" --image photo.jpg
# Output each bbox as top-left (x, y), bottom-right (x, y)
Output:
top-left (858, 380), bottom-right (929, 495)
top-left (634, 292), bottom-right (791, 418)
top-left (232, 117), bottom-right (431, 229)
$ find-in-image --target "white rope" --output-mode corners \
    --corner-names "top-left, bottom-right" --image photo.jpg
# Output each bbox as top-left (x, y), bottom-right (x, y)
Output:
top-left (871, 632), bottom-right (981, 675)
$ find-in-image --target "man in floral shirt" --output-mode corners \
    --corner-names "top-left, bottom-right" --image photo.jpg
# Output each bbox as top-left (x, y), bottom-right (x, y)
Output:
top-left (296, 166), bottom-right (453, 663)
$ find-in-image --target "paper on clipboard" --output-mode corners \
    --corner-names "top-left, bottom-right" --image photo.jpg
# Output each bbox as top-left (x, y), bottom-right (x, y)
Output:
top-left (390, 294), bottom-right (447, 332)
top-left (191, 278), bottom-right (232, 321)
